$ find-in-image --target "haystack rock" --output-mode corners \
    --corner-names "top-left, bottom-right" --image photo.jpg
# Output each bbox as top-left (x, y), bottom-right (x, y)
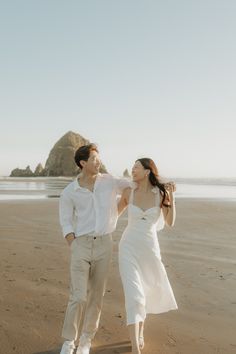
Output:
top-left (9, 131), bottom-right (107, 177)
top-left (44, 131), bottom-right (107, 176)
top-left (44, 131), bottom-right (89, 176)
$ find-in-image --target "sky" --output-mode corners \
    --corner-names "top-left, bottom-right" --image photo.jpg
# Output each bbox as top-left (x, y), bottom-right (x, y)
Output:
top-left (1, 0), bottom-right (236, 178)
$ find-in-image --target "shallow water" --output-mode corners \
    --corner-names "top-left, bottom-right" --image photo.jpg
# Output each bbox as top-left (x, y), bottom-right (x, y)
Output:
top-left (0, 177), bottom-right (236, 201)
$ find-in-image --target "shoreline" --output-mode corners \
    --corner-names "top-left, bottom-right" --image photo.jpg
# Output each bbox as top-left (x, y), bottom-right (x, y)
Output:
top-left (1, 195), bottom-right (236, 202)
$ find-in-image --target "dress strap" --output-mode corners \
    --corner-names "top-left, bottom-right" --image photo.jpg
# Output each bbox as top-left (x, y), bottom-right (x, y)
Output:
top-left (129, 188), bottom-right (135, 204)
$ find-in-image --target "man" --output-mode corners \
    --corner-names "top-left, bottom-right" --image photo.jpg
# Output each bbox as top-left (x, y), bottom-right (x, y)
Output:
top-left (59, 143), bottom-right (130, 354)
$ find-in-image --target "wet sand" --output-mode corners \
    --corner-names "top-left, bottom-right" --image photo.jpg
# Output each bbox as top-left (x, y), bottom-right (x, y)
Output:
top-left (0, 198), bottom-right (235, 354)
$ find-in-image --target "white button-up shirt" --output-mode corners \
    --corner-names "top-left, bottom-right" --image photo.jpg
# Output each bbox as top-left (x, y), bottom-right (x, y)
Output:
top-left (59, 173), bottom-right (130, 238)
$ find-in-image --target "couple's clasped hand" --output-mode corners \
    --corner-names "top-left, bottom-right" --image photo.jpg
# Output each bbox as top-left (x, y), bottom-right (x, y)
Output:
top-left (164, 181), bottom-right (176, 193)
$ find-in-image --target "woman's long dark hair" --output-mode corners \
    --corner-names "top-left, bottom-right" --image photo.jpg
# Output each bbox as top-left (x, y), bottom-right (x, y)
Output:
top-left (136, 158), bottom-right (168, 207)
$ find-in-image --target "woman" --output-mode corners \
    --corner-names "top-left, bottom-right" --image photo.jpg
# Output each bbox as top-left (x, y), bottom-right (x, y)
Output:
top-left (118, 158), bottom-right (178, 354)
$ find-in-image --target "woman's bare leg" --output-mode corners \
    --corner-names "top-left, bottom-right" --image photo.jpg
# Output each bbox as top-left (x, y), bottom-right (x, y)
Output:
top-left (139, 321), bottom-right (145, 349)
top-left (128, 323), bottom-right (141, 354)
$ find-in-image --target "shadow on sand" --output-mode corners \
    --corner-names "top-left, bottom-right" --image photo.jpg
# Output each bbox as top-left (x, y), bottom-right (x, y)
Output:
top-left (34, 341), bottom-right (131, 354)
top-left (91, 341), bottom-right (131, 353)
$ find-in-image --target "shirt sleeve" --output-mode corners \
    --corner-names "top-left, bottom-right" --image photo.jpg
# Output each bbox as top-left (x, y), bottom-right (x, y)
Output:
top-left (59, 190), bottom-right (75, 238)
top-left (114, 177), bottom-right (132, 194)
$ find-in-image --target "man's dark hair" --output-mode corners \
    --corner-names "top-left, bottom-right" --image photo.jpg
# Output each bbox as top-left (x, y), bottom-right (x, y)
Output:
top-left (74, 143), bottom-right (99, 169)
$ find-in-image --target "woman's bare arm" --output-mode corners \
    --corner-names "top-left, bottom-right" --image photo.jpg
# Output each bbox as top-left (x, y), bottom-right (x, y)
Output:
top-left (161, 183), bottom-right (176, 227)
top-left (117, 187), bottom-right (131, 215)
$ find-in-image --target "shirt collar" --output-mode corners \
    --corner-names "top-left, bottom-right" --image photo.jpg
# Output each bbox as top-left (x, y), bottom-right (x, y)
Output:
top-left (73, 173), bottom-right (102, 191)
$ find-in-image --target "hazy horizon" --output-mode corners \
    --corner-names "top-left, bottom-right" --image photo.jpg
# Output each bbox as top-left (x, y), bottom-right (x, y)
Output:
top-left (1, 1), bottom-right (236, 178)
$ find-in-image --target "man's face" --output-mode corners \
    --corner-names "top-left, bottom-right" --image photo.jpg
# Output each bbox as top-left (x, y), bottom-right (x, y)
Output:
top-left (82, 150), bottom-right (101, 174)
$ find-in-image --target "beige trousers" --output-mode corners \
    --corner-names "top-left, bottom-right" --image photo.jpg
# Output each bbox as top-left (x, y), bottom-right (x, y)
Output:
top-left (62, 234), bottom-right (113, 342)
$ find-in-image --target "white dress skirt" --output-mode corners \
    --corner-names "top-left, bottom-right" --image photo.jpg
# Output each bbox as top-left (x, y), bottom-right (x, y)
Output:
top-left (119, 187), bottom-right (178, 325)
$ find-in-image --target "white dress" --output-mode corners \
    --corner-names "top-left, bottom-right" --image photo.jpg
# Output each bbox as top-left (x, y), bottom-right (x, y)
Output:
top-left (119, 187), bottom-right (178, 325)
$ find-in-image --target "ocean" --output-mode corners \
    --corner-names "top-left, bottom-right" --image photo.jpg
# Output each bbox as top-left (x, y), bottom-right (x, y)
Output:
top-left (0, 177), bottom-right (236, 201)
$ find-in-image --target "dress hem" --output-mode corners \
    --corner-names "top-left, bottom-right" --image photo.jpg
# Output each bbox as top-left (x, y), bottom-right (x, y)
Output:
top-left (126, 306), bottom-right (178, 326)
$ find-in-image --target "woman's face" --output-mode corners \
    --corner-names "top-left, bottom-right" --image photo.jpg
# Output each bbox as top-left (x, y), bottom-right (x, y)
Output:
top-left (132, 161), bottom-right (149, 182)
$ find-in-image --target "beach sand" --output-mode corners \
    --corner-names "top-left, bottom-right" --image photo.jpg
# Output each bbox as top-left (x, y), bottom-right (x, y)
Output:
top-left (0, 198), bottom-right (236, 354)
